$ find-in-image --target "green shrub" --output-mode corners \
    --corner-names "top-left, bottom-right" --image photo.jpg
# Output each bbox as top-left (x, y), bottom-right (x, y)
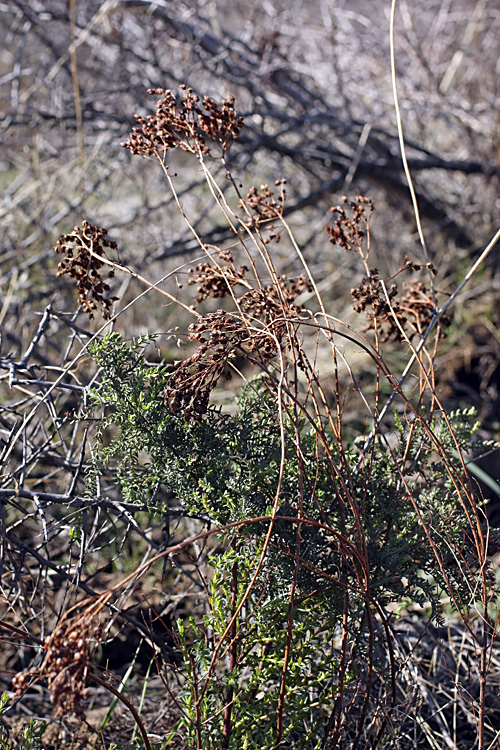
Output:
top-left (10, 83), bottom-right (497, 750)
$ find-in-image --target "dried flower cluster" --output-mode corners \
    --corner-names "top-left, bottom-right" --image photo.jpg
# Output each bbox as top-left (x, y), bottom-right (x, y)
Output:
top-left (326, 195), bottom-right (374, 251)
top-left (166, 267), bottom-right (312, 420)
top-left (54, 221), bottom-right (118, 319)
top-left (351, 270), bottom-right (401, 342)
top-left (12, 604), bottom-right (102, 718)
top-left (165, 310), bottom-right (274, 421)
top-left (121, 86), bottom-right (243, 158)
top-left (397, 280), bottom-right (450, 335)
top-left (326, 197), bottom-right (450, 342)
top-left (239, 181), bottom-right (286, 242)
top-left (187, 250), bottom-right (250, 306)
top-left (351, 272), bottom-right (449, 342)
top-left (239, 273), bottom-right (312, 322)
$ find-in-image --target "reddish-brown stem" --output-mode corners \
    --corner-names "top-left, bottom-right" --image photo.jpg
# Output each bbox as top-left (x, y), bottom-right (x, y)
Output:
top-left (90, 673), bottom-right (152, 750)
top-left (221, 556), bottom-right (239, 748)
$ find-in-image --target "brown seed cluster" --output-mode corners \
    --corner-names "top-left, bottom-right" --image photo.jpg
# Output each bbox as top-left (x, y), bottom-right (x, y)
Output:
top-left (165, 311), bottom-right (276, 421)
top-left (351, 269), bottom-right (400, 342)
top-left (166, 271), bottom-right (312, 420)
top-left (397, 280), bottom-right (449, 336)
top-left (12, 606), bottom-right (101, 718)
top-left (239, 180), bottom-right (286, 243)
top-left (326, 197), bottom-right (450, 342)
top-left (54, 221), bottom-right (118, 319)
top-left (187, 250), bottom-right (311, 315)
top-left (326, 196), bottom-right (374, 251)
top-left (121, 86), bottom-right (244, 158)
top-left (166, 311), bottom-right (244, 420)
top-left (187, 250), bottom-right (249, 306)
top-left (351, 272), bottom-right (449, 342)
top-left (239, 274), bottom-right (312, 323)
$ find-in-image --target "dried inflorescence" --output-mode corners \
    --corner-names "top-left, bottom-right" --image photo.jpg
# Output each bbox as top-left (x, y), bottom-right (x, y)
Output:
top-left (397, 280), bottom-right (450, 335)
top-left (351, 269), bottom-right (401, 342)
top-left (166, 270), bottom-right (312, 420)
top-left (12, 603), bottom-right (102, 718)
top-left (327, 195), bottom-right (374, 252)
top-left (54, 221), bottom-right (118, 319)
top-left (165, 310), bottom-right (275, 421)
top-left (239, 181), bottom-right (286, 242)
top-left (351, 271), bottom-right (450, 342)
top-left (188, 246), bottom-right (312, 318)
top-left (239, 274), bottom-right (312, 322)
top-left (187, 250), bottom-right (250, 306)
top-left (326, 197), bottom-right (450, 342)
top-left (121, 86), bottom-right (244, 158)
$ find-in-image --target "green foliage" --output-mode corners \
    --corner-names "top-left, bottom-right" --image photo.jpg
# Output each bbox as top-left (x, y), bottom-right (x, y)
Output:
top-left (86, 334), bottom-right (480, 613)
top-left (82, 333), bottom-right (492, 747)
top-left (0, 694), bottom-right (46, 750)
top-left (174, 549), bottom-right (341, 750)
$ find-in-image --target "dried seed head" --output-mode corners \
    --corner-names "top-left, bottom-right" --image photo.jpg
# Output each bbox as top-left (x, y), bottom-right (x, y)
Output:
top-left (327, 196), bottom-right (373, 252)
top-left (165, 265), bottom-right (311, 421)
top-left (12, 602), bottom-right (104, 719)
top-left (121, 86), bottom-right (243, 159)
top-left (54, 221), bottom-right (119, 319)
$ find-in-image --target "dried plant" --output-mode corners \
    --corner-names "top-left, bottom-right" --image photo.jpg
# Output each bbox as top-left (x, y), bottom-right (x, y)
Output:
top-left (351, 271), bottom-right (451, 342)
top-left (239, 181), bottom-right (287, 242)
top-left (327, 195), bottom-right (374, 255)
top-left (121, 85), bottom-right (243, 158)
top-left (54, 220), bottom-right (118, 319)
top-left (3, 75), bottom-right (499, 750)
top-left (165, 267), bottom-right (311, 421)
top-left (11, 599), bottom-right (106, 718)
top-left (187, 250), bottom-right (250, 306)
